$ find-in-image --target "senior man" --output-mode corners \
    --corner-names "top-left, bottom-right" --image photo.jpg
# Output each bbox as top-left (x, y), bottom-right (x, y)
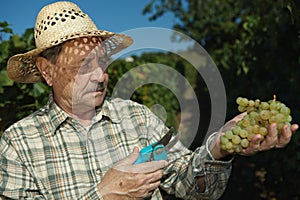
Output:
top-left (0, 1), bottom-right (298, 200)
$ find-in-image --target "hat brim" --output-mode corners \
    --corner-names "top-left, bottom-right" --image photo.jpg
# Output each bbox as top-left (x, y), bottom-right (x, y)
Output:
top-left (7, 31), bottom-right (133, 83)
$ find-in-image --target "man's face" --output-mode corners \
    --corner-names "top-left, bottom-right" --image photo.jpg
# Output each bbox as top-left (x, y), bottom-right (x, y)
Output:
top-left (51, 37), bottom-right (109, 114)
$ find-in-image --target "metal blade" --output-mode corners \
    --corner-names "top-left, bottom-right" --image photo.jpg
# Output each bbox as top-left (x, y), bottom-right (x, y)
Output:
top-left (164, 131), bottom-right (180, 152)
top-left (153, 127), bottom-right (175, 147)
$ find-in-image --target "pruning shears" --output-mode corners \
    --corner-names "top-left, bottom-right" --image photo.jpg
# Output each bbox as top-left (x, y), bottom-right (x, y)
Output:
top-left (134, 127), bottom-right (176, 164)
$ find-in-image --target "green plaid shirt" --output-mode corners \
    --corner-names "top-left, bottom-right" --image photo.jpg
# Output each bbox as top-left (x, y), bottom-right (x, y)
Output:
top-left (0, 96), bottom-right (232, 200)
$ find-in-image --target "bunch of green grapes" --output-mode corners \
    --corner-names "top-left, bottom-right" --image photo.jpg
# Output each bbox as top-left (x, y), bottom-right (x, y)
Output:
top-left (220, 96), bottom-right (292, 153)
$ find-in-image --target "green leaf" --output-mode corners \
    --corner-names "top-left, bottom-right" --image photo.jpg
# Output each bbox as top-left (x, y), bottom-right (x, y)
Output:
top-left (29, 82), bottom-right (48, 98)
top-left (0, 70), bottom-right (14, 89)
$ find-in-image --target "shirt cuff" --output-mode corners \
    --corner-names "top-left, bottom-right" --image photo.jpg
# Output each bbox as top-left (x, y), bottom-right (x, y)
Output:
top-left (193, 132), bottom-right (233, 178)
top-left (206, 132), bottom-right (234, 162)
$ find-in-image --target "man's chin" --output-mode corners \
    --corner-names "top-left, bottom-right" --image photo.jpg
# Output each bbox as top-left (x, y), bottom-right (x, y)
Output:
top-left (73, 92), bottom-right (105, 107)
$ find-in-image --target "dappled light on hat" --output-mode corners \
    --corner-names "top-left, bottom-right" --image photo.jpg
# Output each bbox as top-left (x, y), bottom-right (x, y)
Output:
top-left (59, 37), bottom-right (103, 66)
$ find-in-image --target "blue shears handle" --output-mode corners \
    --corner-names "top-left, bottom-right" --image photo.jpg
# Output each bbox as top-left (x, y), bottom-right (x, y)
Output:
top-left (134, 142), bottom-right (168, 164)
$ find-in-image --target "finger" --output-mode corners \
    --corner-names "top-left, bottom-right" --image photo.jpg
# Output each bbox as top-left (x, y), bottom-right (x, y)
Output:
top-left (276, 124), bottom-right (293, 148)
top-left (291, 124), bottom-right (299, 133)
top-left (141, 182), bottom-right (159, 199)
top-left (134, 160), bottom-right (168, 173)
top-left (128, 181), bottom-right (160, 199)
top-left (146, 169), bottom-right (164, 183)
top-left (233, 112), bottom-right (247, 121)
top-left (259, 123), bottom-right (278, 150)
top-left (116, 147), bottom-right (140, 166)
top-left (221, 112), bottom-right (247, 132)
top-left (148, 181), bottom-right (161, 192)
top-left (139, 181), bottom-right (161, 198)
top-left (241, 134), bottom-right (262, 155)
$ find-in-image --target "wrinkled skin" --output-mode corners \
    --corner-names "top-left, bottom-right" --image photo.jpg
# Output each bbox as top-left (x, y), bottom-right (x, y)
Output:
top-left (36, 37), bottom-right (109, 125)
top-left (98, 147), bottom-right (168, 199)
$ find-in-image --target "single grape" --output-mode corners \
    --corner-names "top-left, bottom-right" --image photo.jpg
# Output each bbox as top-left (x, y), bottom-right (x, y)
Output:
top-left (220, 135), bottom-right (229, 144)
top-left (270, 101), bottom-right (280, 111)
top-left (234, 145), bottom-right (243, 153)
top-left (239, 129), bottom-right (248, 138)
top-left (259, 127), bottom-right (268, 136)
top-left (227, 148), bottom-right (235, 154)
top-left (239, 98), bottom-right (249, 107)
top-left (249, 111), bottom-right (259, 119)
top-left (280, 106), bottom-right (291, 115)
top-left (238, 105), bottom-right (246, 112)
top-left (287, 115), bottom-right (292, 122)
top-left (250, 118), bottom-right (256, 125)
top-left (247, 133), bottom-right (255, 141)
top-left (275, 113), bottom-right (286, 123)
top-left (236, 120), bottom-right (243, 127)
top-left (248, 100), bottom-right (255, 107)
top-left (241, 138), bottom-right (249, 148)
top-left (225, 141), bottom-right (233, 150)
top-left (260, 120), bottom-right (269, 128)
top-left (225, 130), bottom-right (233, 139)
top-left (232, 126), bottom-right (242, 135)
top-left (232, 135), bottom-right (241, 145)
top-left (260, 110), bottom-right (270, 120)
top-left (236, 97), bottom-right (243, 105)
top-left (270, 109), bottom-right (278, 115)
top-left (260, 102), bottom-right (270, 110)
top-left (247, 106), bottom-right (255, 113)
top-left (245, 125), bottom-right (253, 133)
top-left (254, 99), bottom-right (260, 107)
top-left (252, 124), bottom-right (260, 134)
top-left (269, 115), bottom-right (276, 123)
top-left (241, 119), bottom-right (251, 128)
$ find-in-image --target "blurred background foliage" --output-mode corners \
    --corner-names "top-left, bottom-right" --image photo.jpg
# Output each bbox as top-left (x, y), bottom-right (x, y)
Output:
top-left (1, 0), bottom-right (300, 199)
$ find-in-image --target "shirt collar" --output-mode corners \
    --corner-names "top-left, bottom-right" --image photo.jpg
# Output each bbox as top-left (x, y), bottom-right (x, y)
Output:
top-left (45, 94), bottom-right (69, 134)
top-left (98, 97), bottom-right (122, 123)
top-left (38, 94), bottom-right (122, 134)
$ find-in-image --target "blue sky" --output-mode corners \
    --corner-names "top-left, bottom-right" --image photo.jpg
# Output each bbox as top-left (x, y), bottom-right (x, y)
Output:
top-left (0, 0), bottom-right (175, 36)
top-left (0, 0), bottom-right (194, 58)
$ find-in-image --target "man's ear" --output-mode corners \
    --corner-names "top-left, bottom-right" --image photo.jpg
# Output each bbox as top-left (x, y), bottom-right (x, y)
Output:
top-left (36, 57), bottom-right (54, 86)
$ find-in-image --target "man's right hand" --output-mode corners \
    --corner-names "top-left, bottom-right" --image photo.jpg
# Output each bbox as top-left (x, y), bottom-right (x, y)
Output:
top-left (97, 147), bottom-right (168, 199)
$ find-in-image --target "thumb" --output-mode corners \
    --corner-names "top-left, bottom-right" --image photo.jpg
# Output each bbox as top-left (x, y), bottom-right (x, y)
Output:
top-left (221, 112), bottom-right (247, 132)
top-left (232, 112), bottom-right (247, 122)
top-left (117, 146), bottom-right (140, 165)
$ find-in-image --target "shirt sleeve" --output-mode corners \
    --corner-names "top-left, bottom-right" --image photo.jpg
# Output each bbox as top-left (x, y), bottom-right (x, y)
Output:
top-left (0, 133), bottom-right (45, 199)
top-left (160, 132), bottom-right (232, 200)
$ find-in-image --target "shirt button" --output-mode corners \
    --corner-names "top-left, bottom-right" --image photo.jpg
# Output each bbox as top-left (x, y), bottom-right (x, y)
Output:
top-left (96, 169), bottom-right (101, 175)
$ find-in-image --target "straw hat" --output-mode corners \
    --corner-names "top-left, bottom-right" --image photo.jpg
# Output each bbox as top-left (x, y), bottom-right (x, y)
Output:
top-left (7, 1), bottom-right (133, 83)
